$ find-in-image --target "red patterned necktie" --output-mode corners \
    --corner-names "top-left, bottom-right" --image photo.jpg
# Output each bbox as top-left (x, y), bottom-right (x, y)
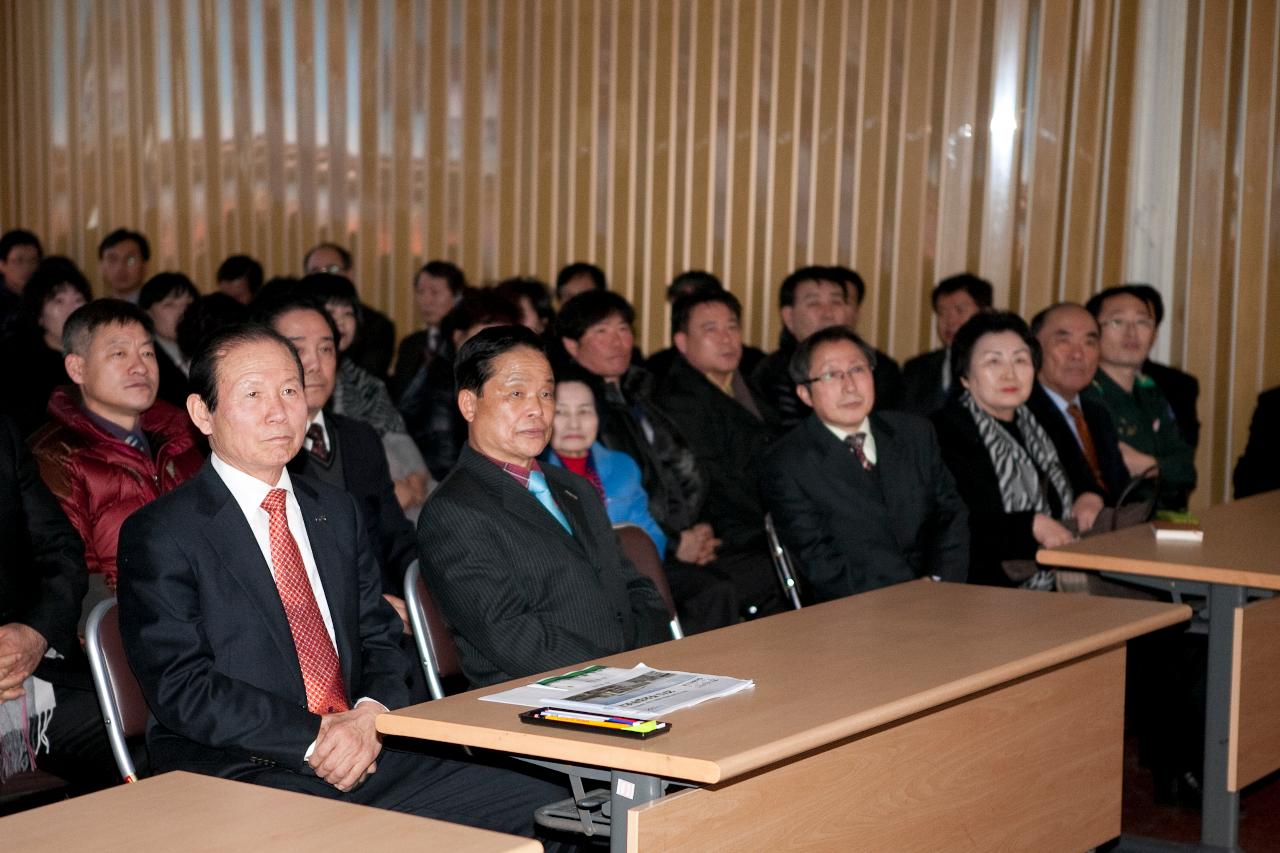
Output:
top-left (845, 432), bottom-right (873, 471)
top-left (307, 423), bottom-right (330, 464)
top-left (259, 488), bottom-right (348, 715)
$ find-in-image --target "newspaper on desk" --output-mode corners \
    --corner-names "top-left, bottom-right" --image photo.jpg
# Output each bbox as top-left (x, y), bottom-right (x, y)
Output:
top-left (480, 663), bottom-right (753, 719)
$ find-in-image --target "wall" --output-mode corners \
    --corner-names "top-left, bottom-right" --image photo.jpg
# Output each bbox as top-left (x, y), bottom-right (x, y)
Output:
top-left (0, 0), bottom-right (1275, 507)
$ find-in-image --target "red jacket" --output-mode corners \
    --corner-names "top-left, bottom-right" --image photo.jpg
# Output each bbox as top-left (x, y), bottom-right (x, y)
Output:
top-left (29, 387), bottom-right (204, 588)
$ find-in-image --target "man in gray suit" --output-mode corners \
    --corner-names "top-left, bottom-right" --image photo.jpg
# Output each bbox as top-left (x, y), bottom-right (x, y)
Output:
top-left (417, 325), bottom-right (669, 688)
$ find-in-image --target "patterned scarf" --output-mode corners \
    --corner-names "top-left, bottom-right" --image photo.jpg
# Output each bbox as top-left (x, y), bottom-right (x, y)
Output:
top-left (961, 391), bottom-right (1074, 593)
top-left (0, 677), bottom-right (56, 781)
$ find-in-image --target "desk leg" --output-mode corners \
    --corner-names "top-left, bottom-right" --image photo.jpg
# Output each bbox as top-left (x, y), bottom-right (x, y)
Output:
top-left (609, 770), bottom-right (663, 853)
top-left (1202, 583), bottom-right (1243, 851)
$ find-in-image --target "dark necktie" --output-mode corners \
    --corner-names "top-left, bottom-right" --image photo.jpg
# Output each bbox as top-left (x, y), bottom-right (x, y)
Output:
top-left (845, 432), bottom-right (873, 471)
top-left (307, 423), bottom-right (331, 465)
top-left (1066, 403), bottom-right (1107, 493)
top-left (259, 489), bottom-right (348, 715)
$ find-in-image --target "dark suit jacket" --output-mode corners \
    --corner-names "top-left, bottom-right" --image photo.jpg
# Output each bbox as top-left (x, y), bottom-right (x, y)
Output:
top-left (1235, 387), bottom-right (1280, 498)
top-left (901, 348), bottom-right (950, 416)
top-left (117, 462), bottom-right (406, 776)
top-left (762, 413), bottom-right (968, 602)
top-left (657, 355), bottom-right (780, 549)
top-left (153, 345), bottom-right (191, 410)
top-left (417, 445), bottom-right (669, 688)
top-left (1025, 383), bottom-right (1130, 501)
top-left (288, 412), bottom-right (417, 596)
top-left (0, 414), bottom-right (89, 686)
top-left (1144, 359), bottom-right (1200, 449)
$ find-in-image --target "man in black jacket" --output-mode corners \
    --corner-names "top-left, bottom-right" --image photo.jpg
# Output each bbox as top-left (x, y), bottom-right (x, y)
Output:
top-left (762, 327), bottom-right (967, 602)
top-left (1028, 303), bottom-right (1131, 501)
top-left (0, 414), bottom-right (115, 790)
top-left (901, 273), bottom-right (993, 416)
top-left (418, 326), bottom-right (669, 687)
top-left (658, 290), bottom-right (786, 616)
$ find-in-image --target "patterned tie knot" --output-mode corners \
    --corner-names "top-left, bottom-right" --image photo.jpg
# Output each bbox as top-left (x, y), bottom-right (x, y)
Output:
top-left (845, 432), bottom-right (873, 471)
top-left (848, 433), bottom-right (866, 452)
top-left (261, 488), bottom-right (289, 516)
top-left (306, 423), bottom-right (329, 461)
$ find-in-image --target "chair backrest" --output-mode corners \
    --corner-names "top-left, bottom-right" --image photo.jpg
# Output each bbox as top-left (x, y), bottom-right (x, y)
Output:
top-left (403, 562), bottom-right (463, 700)
top-left (764, 513), bottom-right (804, 610)
top-left (613, 523), bottom-right (684, 640)
top-left (84, 598), bottom-right (148, 783)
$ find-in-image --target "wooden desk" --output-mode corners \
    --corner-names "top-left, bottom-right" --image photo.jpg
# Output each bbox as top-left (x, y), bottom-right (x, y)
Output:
top-left (1039, 490), bottom-right (1280, 853)
top-left (0, 770), bottom-right (541, 852)
top-left (380, 580), bottom-right (1188, 852)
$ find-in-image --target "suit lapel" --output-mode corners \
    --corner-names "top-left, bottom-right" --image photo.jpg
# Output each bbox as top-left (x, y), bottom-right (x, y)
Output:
top-left (867, 414), bottom-right (911, 552)
top-left (808, 416), bottom-right (891, 524)
top-left (460, 447), bottom-right (588, 555)
top-left (194, 466), bottom-right (305, 692)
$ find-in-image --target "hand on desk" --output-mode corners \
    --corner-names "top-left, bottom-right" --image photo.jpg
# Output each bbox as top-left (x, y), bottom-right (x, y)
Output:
top-left (1072, 493), bottom-right (1104, 534)
top-left (1033, 513), bottom-right (1075, 549)
top-left (309, 701), bottom-right (386, 792)
top-left (0, 623), bottom-right (48, 701)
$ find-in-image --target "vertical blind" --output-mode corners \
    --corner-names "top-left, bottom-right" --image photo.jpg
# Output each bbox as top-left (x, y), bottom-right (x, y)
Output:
top-left (0, 0), bottom-right (1276, 507)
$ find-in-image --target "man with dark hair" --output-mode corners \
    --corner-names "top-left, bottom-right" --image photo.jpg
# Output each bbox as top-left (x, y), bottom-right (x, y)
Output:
top-left (215, 254), bottom-right (264, 305)
top-left (554, 261), bottom-right (607, 305)
top-left (303, 241), bottom-right (396, 379)
top-left (391, 260), bottom-right (466, 400)
top-left (1027, 303), bottom-right (1130, 501)
top-left (902, 273), bottom-right (994, 416)
top-left (139, 272), bottom-right (199, 407)
top-left (97, 228), bottom-right (150, 302)
top-left (400, 288), bottom-right (522, 481)
top-left (1122, 283), bottom-right (1201, 449)
top-left (643, 270), bottom-right (766, 381)
top-left (29, 300), bottom-right (203, 593)
top-left (0, 228), bottom-right (43, 337)
top-left (0, 413), bottom-right (116, 793)
top-left (256, 296), bottom-right (418, 629)
top-left (116, 323), bottom-right (567, 837)
top-left (762, 325), bottom-right (968, 601)
top-left (560, 290), bottom-right (745, 632)
top-left (417, 325), bottom-right (668, 686)
top-left (1083, 286), bottom-right (1196, 510)
top-left (657, 290), bottom-right (785, 616)
top-left (752, 265), bottom-right (901, 429)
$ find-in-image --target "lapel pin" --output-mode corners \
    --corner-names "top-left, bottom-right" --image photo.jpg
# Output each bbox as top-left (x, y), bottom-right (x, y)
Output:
top-left (563, 489), bottom-right (579, 501)
top-left (314, 515), bottom-right (327, 523)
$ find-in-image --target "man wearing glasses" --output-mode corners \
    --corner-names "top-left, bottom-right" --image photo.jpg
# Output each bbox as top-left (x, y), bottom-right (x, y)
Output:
top-left (98, 228), bottom-right (149, 303)
top-left (1084, 285), bottom-right (1197, 510)
top-left (761, 325), bottom-right (968, 604)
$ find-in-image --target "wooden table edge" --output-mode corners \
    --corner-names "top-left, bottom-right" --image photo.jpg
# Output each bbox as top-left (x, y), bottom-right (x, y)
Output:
top-left (377, 601), bottom-right (1188, 784)
top-left (1037, 547), bottom-right (1280, 590)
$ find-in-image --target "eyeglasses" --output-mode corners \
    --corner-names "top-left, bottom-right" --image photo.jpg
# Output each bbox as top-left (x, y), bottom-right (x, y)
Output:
top-left (804, 365), bottom-right (870, 385)
top-left (1101, 317), bottom-right (1155, 332)
top-left (310, 264), bottom-right (346, 275)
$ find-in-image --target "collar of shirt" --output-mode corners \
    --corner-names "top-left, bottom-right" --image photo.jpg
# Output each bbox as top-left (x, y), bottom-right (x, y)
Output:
top-left (1041, 384), bottom-right (1084, 445)
top-left (305, 411), bottom-right (329, 453)
top-left (208, 453), bottom-right (337, 648)
top-left (821, 418), bottom-right (878, 466)
top-left (81, 404), bottom-right (149, 456)
top-left (476, 448), bottom-right (542, 489)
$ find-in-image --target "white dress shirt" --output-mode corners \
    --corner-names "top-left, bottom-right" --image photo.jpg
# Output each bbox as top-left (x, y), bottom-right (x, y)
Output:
top-left (210, 453), bottom-right (337, 647)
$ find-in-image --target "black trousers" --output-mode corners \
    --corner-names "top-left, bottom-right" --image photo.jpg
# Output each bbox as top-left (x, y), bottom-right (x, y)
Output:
top-left (34, 680), bottom-right (118, 792)
top-left (250, 742), bottom-right (569, 840)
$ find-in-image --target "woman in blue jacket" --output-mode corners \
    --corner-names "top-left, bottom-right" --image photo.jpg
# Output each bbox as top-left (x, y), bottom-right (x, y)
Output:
top-left (542, 374), bottom-right (667, 556)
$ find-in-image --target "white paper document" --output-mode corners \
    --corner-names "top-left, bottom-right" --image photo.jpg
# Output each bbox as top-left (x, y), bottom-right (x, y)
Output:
top-left (480, 663), bottom-right (754, 719)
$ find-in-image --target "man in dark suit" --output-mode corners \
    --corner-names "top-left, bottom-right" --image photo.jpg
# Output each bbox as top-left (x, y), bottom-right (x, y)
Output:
top-left (901, 273), bottom-right (993, 416)
top-left (1235, 386), bottom-right (1280, 498)
top-left (762, 326), bottom-right (968, 602)
top-left (752, 266), bottom-right (903, 429)
top-left (657, 289), bottom-right (785, 616)
top-left (417, 325), bottom-right (670, 688)
top-left (117, 324), bottom-right (565, 837)
top-left (303, 242), bottom-right (396, 379)
top-left (1028, 303), bottom-right (1130, 500)
top-left (0, 414), bottom-right (115, 791)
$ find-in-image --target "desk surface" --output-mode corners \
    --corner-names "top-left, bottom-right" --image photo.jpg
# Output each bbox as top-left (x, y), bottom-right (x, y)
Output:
top-left (379, 580), bottom-right (1187, 784)
top-left (0, 771), bottom-right (540, 852)
top-left (1038, 491), bottom-right (1280, 589)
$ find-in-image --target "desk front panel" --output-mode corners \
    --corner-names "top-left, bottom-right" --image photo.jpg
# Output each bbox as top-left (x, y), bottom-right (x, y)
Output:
top-left (628, 647), bottom-right (1125, 853)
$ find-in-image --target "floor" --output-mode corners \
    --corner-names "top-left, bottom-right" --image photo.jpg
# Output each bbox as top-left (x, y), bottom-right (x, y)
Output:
top-left (1120, 736), bottom-right (1280, 851)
